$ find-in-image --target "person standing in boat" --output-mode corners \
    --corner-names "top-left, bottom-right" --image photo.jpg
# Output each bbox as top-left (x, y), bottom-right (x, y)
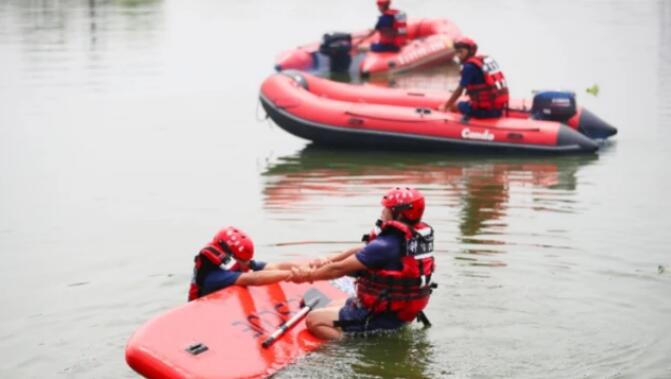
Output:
top-left (357, 0), bottom-right (408, 52)
top-left (289, 187), bottom-right (436, 339)
top-left (188, 226), bottom-right (299, 301)
top-left (440, 36), bottom-right (510, 119)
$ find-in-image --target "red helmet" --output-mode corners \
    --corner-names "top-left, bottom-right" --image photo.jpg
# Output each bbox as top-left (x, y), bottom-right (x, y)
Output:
top-left (212, 226), bottom-right (254, 261)
top-left (381, 187), bottom-right (425, 223)
top-left (453, 36), bottom-right (478, 54)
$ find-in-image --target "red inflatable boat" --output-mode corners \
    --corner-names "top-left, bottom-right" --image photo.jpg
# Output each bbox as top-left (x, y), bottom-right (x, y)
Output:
top-left (275, 19), bottom-right (461, 76)
top-left (260, 71), bottom-right (616, 154)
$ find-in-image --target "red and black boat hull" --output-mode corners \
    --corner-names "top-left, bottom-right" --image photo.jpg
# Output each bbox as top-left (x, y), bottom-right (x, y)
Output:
top-left (260, 72), bottom-right (599, 154)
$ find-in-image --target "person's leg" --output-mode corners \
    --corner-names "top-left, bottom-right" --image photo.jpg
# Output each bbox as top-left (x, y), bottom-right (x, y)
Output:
top-left (471, 108), bottom-right (503, 119)
top-left (305, 298), bottom-right (348, 340)
top-left (370, 43), bottom-right (400, 52)
top-left (306, 297), bottom-right (408, 339)
top-left (383, 43), bottom-right (400, 52)
top-left (456, 100), bottom-right (468, 114)
top-left (456, 101), bottom-right (473, 118)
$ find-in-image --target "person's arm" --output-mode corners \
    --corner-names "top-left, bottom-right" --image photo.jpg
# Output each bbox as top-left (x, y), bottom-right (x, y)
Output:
top-left (266, 245), bottom-right (364, 271)
top-left (264, 261), bottom-right (303, 271)
top-left (364, 28), bottom-right (377, 39)
top-left (441, 63), bottom-right (478, 112)
top-left (353, 29), bottom-right (376, 50)
top-left (201, 270), bottom-right (240, 295)
top-left (355, 14), bottom-right (391, 49)
top-left (440, 85), bottom-right (464, 112)
top-left (292, 254), bottom-right (366, 283)
top-left (308, 245), bottom-right (364, 269)
top-left (330, 246), bottom-right (363, 262)
top-left (234, 270), bottom-right (292, 286)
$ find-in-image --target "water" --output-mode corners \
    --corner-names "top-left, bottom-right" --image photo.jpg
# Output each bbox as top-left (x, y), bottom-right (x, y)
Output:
top-left (1, 0), bottom-right (670, 378)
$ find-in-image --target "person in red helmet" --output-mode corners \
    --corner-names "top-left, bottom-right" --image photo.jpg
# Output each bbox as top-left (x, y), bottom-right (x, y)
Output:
top-left (440, 36), bottom-right (510, 119)
top-left (357, 0), bottom-right (408, 52)
top-left (188, 226), bottom-right (299, 301)
top-left (289, 187), bottom-right (435, 339)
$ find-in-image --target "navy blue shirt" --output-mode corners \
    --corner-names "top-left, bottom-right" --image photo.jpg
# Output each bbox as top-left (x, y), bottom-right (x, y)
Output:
top-left (355, 233), bottom-right (403, 271)
top-left (201, 260), bottom-right (266, 296)
top-left (460, 62), bottom-right (485, 88)
top-left (375, 14), bottom-right (395, 31)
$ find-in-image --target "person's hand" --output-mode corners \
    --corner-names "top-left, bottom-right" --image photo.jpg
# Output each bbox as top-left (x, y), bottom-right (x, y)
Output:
top-left (290, 266), bottom-right (314, 284)
top-left (357, 44), bottom-right (370, 53)
top-left (290, 267), bottom-right (302, 283)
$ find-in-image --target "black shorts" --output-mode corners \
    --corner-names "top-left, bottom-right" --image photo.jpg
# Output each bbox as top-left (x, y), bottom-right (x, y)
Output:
top-left (337, 297), bottom-right (405, 333)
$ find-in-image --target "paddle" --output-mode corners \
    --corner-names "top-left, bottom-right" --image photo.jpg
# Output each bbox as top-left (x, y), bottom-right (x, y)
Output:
top-left (262, 288), bottom-right (331, 348)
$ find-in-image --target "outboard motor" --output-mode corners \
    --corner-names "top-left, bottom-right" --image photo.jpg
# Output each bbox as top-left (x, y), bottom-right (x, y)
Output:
top-left (531, 91), bottom-right (577, 122)
top-left (319, 32), bottom-right (352, 73)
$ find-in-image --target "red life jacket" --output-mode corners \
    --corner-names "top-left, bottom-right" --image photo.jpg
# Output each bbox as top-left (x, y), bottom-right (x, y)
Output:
top-left (187, 243), bottom-right (245, 301)
top-left (356, 220), bottom-right (435, 322)
top-left (378, 9), bottom-right (408, 47)
top-left (464, 56), bottom-right (510, 111)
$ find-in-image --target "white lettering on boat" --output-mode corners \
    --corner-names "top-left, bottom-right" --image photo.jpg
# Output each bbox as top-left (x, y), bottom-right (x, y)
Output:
top-left (461, 128), bottom-right (495, 141)
top-left (396, 38), bottom-right (448, 66)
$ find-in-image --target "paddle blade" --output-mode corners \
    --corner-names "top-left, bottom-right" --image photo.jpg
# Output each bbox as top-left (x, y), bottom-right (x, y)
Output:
top-left (302, 287), bottom-right (332, 310)
top-left (262, 287), bottom-right (333, 349)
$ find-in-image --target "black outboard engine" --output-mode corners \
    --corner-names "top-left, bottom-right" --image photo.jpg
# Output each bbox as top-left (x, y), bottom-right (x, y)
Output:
top-left (531, 91), bottom-right (577, 122)
top-left (319, 32), bottom-right (352, 73)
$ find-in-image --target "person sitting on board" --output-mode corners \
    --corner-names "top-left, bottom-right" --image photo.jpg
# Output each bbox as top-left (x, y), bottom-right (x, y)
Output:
top-left (357, 0), bottom-right (408, 52)
top-left (440, 36), bottom-right (510, 119)
top-left (188, 226), bottom-right (298, 301)
top-left (289, 187), bottom-right (435, 339)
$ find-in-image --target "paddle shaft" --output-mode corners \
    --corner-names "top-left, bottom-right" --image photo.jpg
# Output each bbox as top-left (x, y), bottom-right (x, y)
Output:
top-left (262, 298), bottom-right (317, 348)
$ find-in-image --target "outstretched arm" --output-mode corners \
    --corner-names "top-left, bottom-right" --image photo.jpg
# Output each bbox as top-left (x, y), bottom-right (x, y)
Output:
top-left (306, 245), bottom-right (364, 269)
top-left (235, 270), bottom-right (292, 286)
top-left (292, 254), bottom-right (366, 283)
top-left (440, 86), bottom-right (464, 112)
top-left (354, 29), bottom-right (376, 46)
top-left (264, 261), bottom-right (304, 271)
top-left (323, 246), bottom-right (363, 264)
top-left (266, 245), bottom-right (364, 271)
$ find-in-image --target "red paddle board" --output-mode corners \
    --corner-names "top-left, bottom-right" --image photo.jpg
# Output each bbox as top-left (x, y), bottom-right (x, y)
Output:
top-left (125, 281), bottom-right (349, 378)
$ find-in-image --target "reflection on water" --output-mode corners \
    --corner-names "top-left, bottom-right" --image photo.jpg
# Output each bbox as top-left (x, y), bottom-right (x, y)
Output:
top-left (263, 146), bottom-right (597, 270)
top-left (0, 0), bottom-right (165, 96)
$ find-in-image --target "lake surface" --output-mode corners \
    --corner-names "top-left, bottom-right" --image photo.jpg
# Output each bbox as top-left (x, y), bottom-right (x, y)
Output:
top-left (1, 0), bottom-right (670, 377)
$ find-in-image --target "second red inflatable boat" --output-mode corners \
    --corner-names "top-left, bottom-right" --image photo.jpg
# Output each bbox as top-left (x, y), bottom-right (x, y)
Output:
top-left (275, 19), bottom-right (462, 76)
top-left (260, 71), bottom-right (616, 154)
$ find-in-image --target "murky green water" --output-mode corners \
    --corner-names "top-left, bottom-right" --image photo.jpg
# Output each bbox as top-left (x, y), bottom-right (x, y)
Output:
top-left (1, 0), bottom-right (670, 378)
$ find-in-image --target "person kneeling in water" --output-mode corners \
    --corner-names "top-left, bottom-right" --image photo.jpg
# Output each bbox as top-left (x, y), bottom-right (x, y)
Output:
top-left (188, 226), bottom-right (301, 301)
top-left (290, 187), bottom-right (436, 339)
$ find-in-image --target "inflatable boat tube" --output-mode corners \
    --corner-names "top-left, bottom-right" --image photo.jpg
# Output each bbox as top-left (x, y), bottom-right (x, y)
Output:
top-left (260, 72), bottom-right (603, 154)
